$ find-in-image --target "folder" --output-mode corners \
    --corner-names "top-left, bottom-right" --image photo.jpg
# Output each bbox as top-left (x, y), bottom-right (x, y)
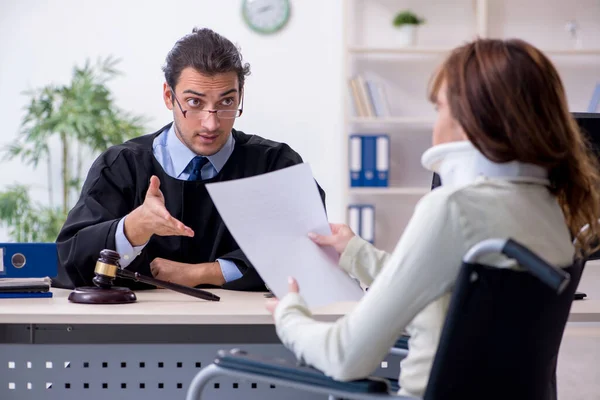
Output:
top-left (0, 292), bottom-right (52, 299)
top-left (362, 135), bottom-right (377, 187)
top-left (0, 243), bottom-right (57, 298)
top-left (360, 205), bottom-right (375, 244)
top-left (375, 134), bottom-right (389, 187)
top-left (349, 135), bottom-right (363, 187)
top-left (348, 205), bottom-right (361, 235)
top-left (0, 243), bottom-right (57, 278)
top-left (347, 204), bottom-right (375, 244)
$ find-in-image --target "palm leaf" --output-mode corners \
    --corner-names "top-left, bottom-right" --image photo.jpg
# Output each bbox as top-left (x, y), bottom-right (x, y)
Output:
top-left (1, 55), bottom-right (149, 241)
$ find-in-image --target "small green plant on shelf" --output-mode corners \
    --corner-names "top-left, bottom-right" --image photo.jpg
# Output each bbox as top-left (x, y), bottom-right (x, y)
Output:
top-left (392, 10), bottom-right (425, 47)
top-left (393, 10), bottom-right (425, 27)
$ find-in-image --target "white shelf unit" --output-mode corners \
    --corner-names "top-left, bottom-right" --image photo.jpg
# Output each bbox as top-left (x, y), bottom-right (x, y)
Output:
top-left (342, 0), bottom-right (600, 252)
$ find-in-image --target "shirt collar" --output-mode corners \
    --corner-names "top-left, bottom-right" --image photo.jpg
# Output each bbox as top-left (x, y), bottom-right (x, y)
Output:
top-left (421, 140), bottom-right (550, 188)
top-left (166, 124), bottom-right (235, 176)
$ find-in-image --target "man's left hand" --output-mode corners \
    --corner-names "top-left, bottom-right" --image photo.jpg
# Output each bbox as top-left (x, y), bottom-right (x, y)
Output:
top-left (149, 258), bottom-right (201, 287)
top-left (266, 277), bottom-right (299, 316)
top-left (150, 258), bottom-right (226, 287)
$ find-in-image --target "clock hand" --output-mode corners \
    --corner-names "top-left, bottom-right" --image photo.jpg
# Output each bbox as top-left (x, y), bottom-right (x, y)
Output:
top-left (258, 5), bottom-right (272, 13)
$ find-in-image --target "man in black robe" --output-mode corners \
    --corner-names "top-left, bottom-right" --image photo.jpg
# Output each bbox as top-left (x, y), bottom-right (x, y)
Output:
top-left (54, 28), bottom-right (325, 291)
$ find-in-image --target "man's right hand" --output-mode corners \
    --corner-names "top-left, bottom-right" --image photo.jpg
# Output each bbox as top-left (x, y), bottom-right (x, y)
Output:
top-left (308, 223), bottom-right (356, 255)
top-left (124, 175), bottom-right (194, 246)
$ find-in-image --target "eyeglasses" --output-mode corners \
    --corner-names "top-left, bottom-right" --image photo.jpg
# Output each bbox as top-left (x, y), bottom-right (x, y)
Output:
top-left (171, 89), bottom-right (244, 120)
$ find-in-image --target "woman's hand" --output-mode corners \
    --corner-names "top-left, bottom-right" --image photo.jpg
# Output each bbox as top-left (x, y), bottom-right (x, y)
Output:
top-left (266, 277), bottom-right (299, 316)
top-left (308, 223), bottom-right (356, 255)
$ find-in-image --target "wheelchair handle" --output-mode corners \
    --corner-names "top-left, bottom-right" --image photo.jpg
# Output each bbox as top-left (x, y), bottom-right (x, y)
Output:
top-left (463, 238), bottom-right (570, 294)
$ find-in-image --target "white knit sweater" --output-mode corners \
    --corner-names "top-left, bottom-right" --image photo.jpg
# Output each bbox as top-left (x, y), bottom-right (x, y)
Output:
top-left (274, 141), bottom-right (574, 397)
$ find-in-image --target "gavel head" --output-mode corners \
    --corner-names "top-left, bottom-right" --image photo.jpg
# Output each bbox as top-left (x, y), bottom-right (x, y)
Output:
top-left (92, 249), bottom-right (121, 289)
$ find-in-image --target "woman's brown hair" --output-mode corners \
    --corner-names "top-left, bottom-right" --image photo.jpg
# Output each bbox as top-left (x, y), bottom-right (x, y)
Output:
top-left (429, 38), bottom-right (600, 256)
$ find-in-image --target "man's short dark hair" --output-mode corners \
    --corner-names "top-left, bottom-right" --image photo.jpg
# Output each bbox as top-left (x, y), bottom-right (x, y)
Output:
top-left (163, 28), bottom-right (251, 91)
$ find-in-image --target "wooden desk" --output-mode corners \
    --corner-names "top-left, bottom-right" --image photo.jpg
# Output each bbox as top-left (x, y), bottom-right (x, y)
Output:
top-left (0, 288), bottom-right (352, 325)
top-left (0, 288), bottom-right (357, 400)
top-left (4, 269), bottom-right (595, 327)
top-left (1, 266), bottom-right (598, 400)
top-left (1, 268), bottom-right (598, 326)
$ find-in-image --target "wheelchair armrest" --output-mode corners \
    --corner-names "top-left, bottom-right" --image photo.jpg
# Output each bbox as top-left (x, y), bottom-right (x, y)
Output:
top-left (389, 335), bottom-right (410, 358)
top-left (394, 335), bottom-right (409, 350)
top-left (214, 349), bottom-right (391, 394)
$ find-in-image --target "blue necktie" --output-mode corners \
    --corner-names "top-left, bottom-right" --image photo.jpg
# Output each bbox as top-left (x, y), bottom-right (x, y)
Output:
top-left (187, 156), bottom-right (209, 181)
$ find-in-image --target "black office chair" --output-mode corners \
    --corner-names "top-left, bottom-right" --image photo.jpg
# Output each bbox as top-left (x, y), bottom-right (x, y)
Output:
top-left (186, 238), bottom-right (582, 400)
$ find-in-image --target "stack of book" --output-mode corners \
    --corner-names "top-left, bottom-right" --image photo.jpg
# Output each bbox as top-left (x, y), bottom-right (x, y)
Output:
top-left (348, 75), bottom-right (391, 118)
top-left (0, 277), bottom-right (52, 298)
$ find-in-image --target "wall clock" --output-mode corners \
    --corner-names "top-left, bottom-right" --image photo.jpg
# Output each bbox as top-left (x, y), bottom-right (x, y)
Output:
top-left (242, 0), bottom-right (291, 35)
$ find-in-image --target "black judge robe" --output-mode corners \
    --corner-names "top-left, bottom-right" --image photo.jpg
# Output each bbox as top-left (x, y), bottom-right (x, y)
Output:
top-left (54, 123), bottom-right (326, 291)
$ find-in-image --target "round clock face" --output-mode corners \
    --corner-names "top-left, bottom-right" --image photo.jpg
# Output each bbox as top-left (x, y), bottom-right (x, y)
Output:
top-left (242, 0), bottom-right (291, 34)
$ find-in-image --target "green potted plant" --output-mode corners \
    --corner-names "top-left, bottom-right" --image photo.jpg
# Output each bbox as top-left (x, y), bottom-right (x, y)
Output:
top-left (0, 56), bottom-right (147, 242)
top-left (393, 10), bottom-right (425, 47)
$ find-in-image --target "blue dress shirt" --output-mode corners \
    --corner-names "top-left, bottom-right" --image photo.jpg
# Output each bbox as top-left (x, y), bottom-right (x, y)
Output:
top-left (115, 124), bottom-right (242, 282)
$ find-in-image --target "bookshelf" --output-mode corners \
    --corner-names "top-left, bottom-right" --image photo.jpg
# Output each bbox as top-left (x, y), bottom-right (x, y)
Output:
top-left (342, 0), bottom-right (600, 252)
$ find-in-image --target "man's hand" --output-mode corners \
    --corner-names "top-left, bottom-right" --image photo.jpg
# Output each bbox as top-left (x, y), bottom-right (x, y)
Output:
top-left (308, 223), bottom-right (356, 255)
top-left (150, 258), bottom-right (195, 286)
top-left (150, 258), bottom-right (226, 287)
top-left (124, 175), bottom-right (194, 246)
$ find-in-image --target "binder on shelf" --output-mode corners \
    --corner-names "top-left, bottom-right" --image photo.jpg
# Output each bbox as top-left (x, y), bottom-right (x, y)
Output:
top-left (348, 205), bottom-right (361, 235)
top-left (361, 135), bottom-right (377, 187)
top-left (350, 133), bottom-right (389, 188)
top-left (349, 135), bottom-right (363, 187)
top-left (360, 205), bottom-right (375, 244)
top-left (375, 134), bottom-right (389, 187)
top-left (347, 204), bottom-right (375, 244)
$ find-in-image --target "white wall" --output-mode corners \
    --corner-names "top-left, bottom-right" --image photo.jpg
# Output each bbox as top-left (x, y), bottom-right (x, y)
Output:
top-left (0, 0), bottom-right (345, 241)
top-left (2, 0), bottom-right (599, 244)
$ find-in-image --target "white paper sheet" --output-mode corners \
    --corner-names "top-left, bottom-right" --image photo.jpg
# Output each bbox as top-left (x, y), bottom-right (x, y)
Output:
top-left (206, 163), bottom-right (364, 308)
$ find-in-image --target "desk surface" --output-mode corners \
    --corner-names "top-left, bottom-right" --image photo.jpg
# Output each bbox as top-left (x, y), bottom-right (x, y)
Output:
top-left (570, 260), bottom-right (600, 322)
top-left (1, 265), bottom-right (599, 325)
top-left (0, 288), bottom-right (355, 325)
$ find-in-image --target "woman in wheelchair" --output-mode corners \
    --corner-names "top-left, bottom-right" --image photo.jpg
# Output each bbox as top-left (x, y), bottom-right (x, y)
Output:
top-left (265, 38), bottom-right (600, 398)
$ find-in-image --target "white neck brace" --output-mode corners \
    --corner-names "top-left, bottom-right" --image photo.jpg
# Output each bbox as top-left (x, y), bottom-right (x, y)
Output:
top-left (421, 140), bottom-right (550, 188)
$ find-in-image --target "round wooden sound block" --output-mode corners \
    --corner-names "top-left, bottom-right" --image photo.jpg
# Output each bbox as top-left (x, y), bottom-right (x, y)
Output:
top-left (68, 286), bottom-right (137, 304)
